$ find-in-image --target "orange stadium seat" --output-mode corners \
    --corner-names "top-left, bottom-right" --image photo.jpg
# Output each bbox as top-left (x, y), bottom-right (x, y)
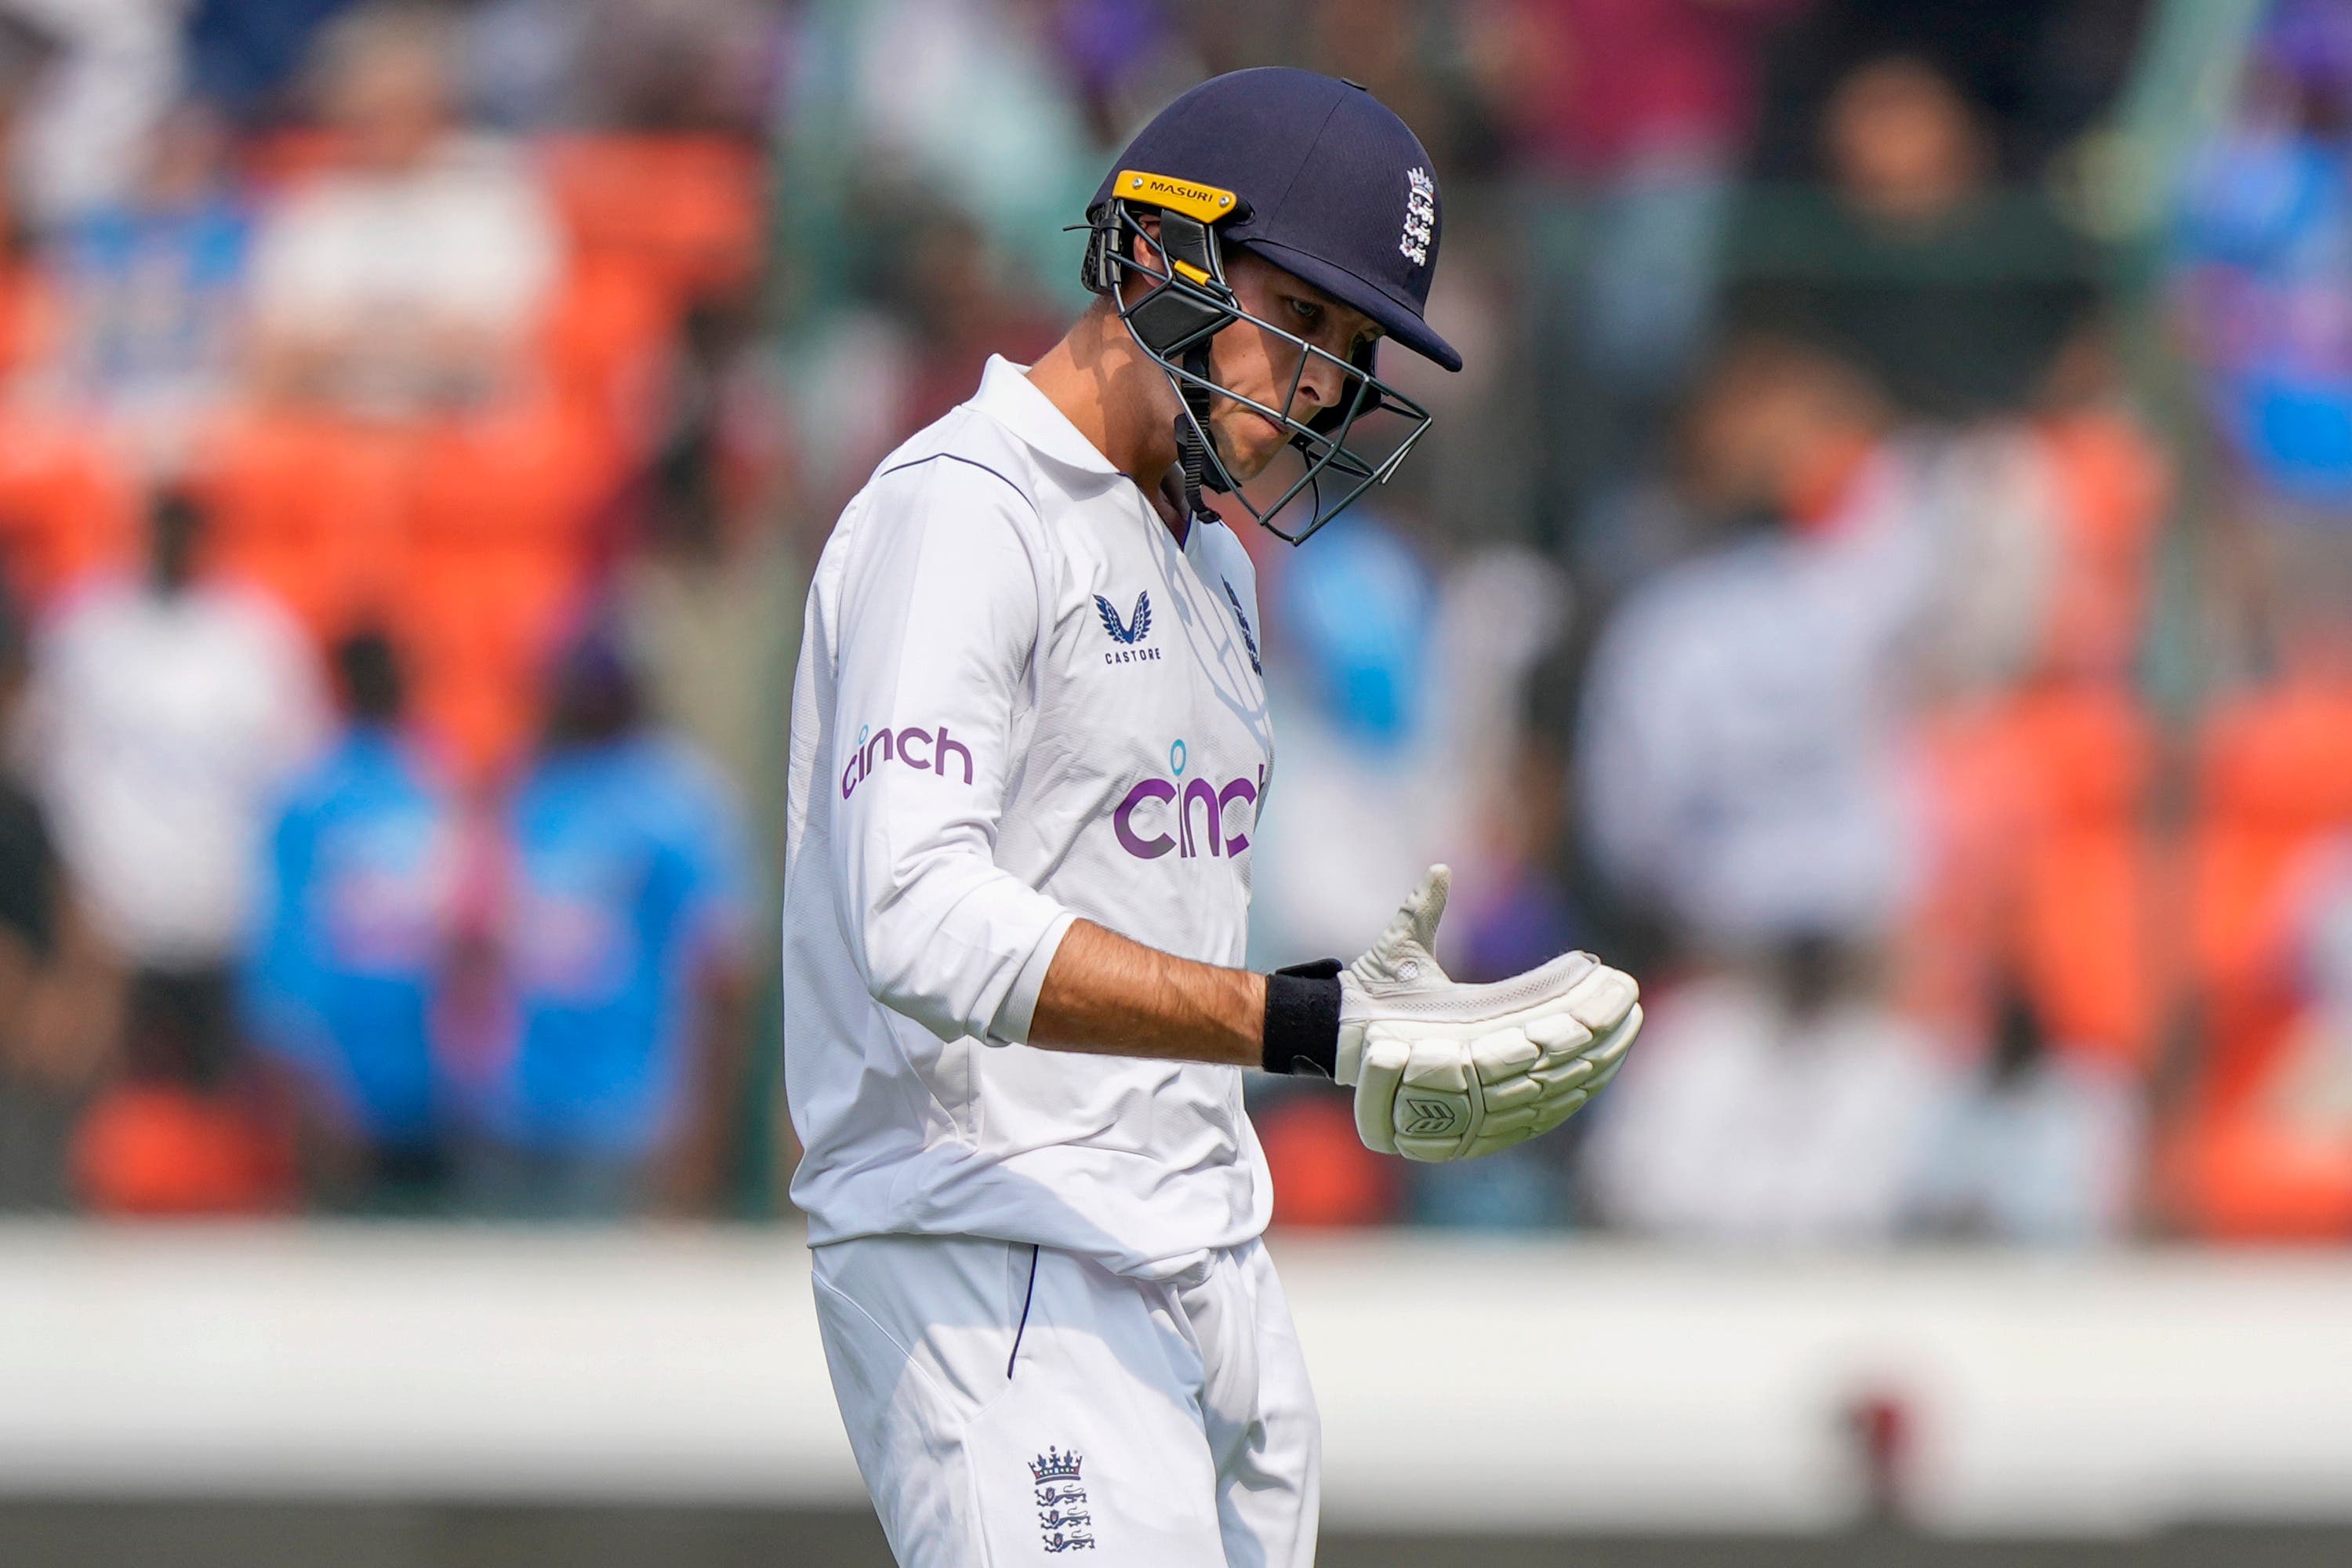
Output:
top-left (411, 405), bottom-right (604, 546)
top-left (539, 136), bottom-right (767, 302)
top-left (1910, 683), bottom-right (2158, 1069)
top-left (540, 252), bottom-right (674, 454)
top-left (192, 400), bottom-right (611, 782)
top-left (398, 409), bottom-right (603, 778)
top-left (2190, 683), bottom-right (2352, 1010)
top-left (72, 1083), bottom-right (298, 1217)
top-left (0, 417), bottom-right (138, 606)
top-left (194, 414), bottom-right (416, 636)
top-left (1255, 1091), bottom-right (1401, 1228)
top-left (397, 538), bottom-right (586, 781)
top-left (405, 647), bottom-right (549, 784)
top-left (0, 263), bottom-right (62, 387)
top-left (2009, 686), bottom-right (2160, 1065)
top-left (2164, 681), bottom-right (2352, 1240)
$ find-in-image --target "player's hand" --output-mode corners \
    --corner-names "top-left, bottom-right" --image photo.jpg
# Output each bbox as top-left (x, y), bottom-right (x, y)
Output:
top-left (1335, 866), bottom-right (1641, 1161)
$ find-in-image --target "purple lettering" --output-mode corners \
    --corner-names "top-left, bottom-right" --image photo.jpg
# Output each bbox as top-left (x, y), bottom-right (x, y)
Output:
top-left (841, 720), bottom-right (976, 797)
top-left (934, 726), bottom-right (973, 785)
top-left (1217, 775), bottom-right (1258, 855)
top-left (1114, 779), bottom-right (1177, 858)
top-left (1181, 778), bottom-right (1221, 858)
top-left (841, 731), bottom-right (869, 798)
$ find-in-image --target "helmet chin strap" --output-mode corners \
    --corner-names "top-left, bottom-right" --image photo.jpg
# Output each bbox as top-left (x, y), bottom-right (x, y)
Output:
top-left (1175, 342), bottom-right (1218, 531)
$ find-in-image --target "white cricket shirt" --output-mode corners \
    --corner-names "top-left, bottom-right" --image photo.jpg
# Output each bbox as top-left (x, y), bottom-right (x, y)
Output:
top-left (782, 356), bottom-right (1276, 1276)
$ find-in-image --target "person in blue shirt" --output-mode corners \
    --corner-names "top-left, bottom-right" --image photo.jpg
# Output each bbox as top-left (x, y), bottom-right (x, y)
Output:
top-left (245, 630), bottom-right (456, 1211)
top-left (53, 100), bottom-right (251, 454)
top-left (459, 627), bottom-right (752, 1219)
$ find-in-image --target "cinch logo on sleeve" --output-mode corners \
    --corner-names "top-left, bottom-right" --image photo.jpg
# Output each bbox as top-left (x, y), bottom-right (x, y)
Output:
top-left (1112, 739), bottom-right (1265, 860)
top-left (840, 721), bottom-right (974, 798)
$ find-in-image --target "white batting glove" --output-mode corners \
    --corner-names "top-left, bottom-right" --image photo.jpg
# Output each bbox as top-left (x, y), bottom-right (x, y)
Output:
top-left (1336, 866), bottom-right (1642, 1162)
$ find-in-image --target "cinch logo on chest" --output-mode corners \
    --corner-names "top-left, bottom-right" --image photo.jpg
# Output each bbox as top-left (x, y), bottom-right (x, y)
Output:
top-left (1096, 591), bottom-right (1162, 663)
top-left (840, 721), bottom-right (973, 799)
top-left (1112, 738), bottom-right (1264, 860)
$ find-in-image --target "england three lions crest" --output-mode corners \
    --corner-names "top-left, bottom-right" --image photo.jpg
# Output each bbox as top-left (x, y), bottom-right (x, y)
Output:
top-left (1029, 1447), bottom-right (1095, 1551)
top-left (1399, 168), bottom-right (1436, 267)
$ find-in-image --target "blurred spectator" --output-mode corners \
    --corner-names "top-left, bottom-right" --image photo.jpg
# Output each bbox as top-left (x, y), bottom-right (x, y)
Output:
top-left (2244, 837), bottom-right (2352, 1215)
top-left (466, 0), bottom-right (781, 136)
top-left (1581, 938), bottom-right (1955, 1244)
top-left (2175, 0), bottom-right (2352, 516)
top-left (1474, 0), bottom-right (1809, 387)
top-left (2172, 1), bottom-right (2352, 685)
top-left (72, 956), bottom-right (297, 1213)
top-left (1253, 525), bottom-right (1571, 957)
top-left (1044, 0), bottom-right (1207, 153)
top-left (2167, 532), bottom-right (2352, 1240)
top-left (455, 628), bottom-right (750, 1219)
top-left (779, 205), bottom-right (1063, 539)
top-left (1906, 982), bottom-right (2143, 1243)
top-left (617, 300), bottom-right (801, 873)
top-left (1746, 0), bottom-right (2150, 180)
top-left (26, 487), bottom-right (326, 982)
top-left (1300, 0), bottom-right (1480, 173)
top-left (1249, 516), bottom-right (1454, 965)
top-left (1571, 336), bottom-right (1999, 1243)
top-left (0, 584), bottom-right (121, 1210)
top-left (245, 630), bottom-right (457, 1214)
top-left (45, 98), bottom-right (250, 464)
top-left (1578, 338), bottom-right (1928, 949)
top-left (26, 487), bottom-right (319, 1215)
top-left (1, 0), bottom-right (181, 223)
top-left (185, 0), bottom-right (367, 125)
top-left (0, 9), bottom-right (56, 372)
top-left (1468, 0), bottom-right (1810, 538)
top-left (1454, 734), bottom-right (1588, 989)
top-left (1250, 527), bottom-right (1578, 1231)
top-left (884, 205), bottom-right (1065, 437)
top-left (0, 5), bottom-right (56, 121)
top-left (812, 0), bottom-right (1099, 290)
top-left (1730, 54), bottom-right (2097, 418)
top-left (248, 2), bottom-right (563, 417)
top-left (2168, 824), bottom-right (2352, 1242)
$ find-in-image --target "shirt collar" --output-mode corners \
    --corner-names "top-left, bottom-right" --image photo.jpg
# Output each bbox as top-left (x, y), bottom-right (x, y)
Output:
top-left (971, 354), bottom-right (1122, 478)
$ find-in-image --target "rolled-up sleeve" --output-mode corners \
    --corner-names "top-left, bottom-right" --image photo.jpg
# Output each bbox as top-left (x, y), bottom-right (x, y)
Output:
top-left (827, 458), bottom-right (1073, 1046)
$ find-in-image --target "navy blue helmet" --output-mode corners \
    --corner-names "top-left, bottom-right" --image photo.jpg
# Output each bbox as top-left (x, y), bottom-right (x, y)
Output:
top-left (1081, 68), bottom-right (1458, 543)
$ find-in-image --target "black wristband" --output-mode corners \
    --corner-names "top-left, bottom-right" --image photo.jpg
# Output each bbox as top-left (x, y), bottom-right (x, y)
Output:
top-left (1261, 958), bottom-right (1344, 1078)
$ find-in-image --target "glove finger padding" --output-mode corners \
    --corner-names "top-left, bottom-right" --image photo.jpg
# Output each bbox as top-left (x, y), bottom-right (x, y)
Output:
top-left (1354, 982), bottom-right (1642, 1163)
top-left (1526, 1004), bottom-right (1641, 1139)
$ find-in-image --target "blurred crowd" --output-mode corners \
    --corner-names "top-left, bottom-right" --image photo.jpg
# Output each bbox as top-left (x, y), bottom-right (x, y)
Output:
top-left (0, 0), bottom-right (777, 1218)
top-left (5, 0), bottom-right (2352, 1247)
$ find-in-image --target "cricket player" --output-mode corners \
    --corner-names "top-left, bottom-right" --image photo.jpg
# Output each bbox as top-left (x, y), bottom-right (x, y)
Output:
top-left (783, 67), bottom-right (1643, 1566)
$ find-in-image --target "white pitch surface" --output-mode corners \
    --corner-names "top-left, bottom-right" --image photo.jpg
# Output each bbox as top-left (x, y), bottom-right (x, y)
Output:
top-left (4, 1225), bottom-right (2352, 1534)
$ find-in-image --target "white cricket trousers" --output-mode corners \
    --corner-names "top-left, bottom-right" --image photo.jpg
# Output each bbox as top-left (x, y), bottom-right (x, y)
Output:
top-left (811, 1232), bottom-right (1320, 1566)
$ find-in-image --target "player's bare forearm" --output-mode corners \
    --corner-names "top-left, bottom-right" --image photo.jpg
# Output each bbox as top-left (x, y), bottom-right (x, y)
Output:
top-left (1027, 919), bottom-right (1266, 1068)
